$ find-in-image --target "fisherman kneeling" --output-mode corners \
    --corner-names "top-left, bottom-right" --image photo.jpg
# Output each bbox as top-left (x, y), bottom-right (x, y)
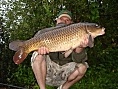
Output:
top-left (31, 10), bottom-right (89, 89)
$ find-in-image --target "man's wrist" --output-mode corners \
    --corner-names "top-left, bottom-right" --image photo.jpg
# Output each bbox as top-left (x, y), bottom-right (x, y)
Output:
top-left (74, 47), bottom-right (85, 53)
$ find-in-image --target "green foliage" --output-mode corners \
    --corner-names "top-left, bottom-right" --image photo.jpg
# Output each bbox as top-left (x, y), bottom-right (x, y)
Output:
top-left (0, 0), bottom-right (118, 89)
top-left (7, 64), bottom-right (35, 87)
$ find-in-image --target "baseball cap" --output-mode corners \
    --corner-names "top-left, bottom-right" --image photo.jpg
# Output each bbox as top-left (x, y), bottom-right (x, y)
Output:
top-left (57, 10), bottom-right (72, 19)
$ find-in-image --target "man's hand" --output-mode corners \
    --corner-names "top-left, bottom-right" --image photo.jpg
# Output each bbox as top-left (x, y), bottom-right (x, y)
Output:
top-left (79, 36), bottom-right (89, 48)
top-left (75, 36), bottom-right (89, 53)
top-left (37, 47), bottom-right (49, 55)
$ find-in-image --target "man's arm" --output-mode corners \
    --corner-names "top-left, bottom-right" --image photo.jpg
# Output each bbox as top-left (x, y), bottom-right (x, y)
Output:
top-left (64, 36), bottom-right (89, 58)
top-left (75, 36), bottom-right (88, 53)
top-left (71, 36), bottom-right (88, 63)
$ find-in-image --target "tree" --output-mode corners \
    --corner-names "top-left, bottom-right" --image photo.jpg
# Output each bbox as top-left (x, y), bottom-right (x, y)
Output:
top-left (0, 0), bottom-right (118, 88)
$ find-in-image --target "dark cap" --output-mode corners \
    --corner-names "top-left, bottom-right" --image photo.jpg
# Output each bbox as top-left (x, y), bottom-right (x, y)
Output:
top-left (57, 10), bottom-right (72, 19)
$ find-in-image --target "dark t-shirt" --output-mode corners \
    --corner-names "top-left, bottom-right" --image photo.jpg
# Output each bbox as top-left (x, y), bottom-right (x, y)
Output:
top-left (49, 50), bottom-right (87, 65)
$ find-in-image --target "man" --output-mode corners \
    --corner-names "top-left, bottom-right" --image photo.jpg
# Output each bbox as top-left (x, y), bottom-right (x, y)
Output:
top-left (31, 10), bottom-right (89, 89)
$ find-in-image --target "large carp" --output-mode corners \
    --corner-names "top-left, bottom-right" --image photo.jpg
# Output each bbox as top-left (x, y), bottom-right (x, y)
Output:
top-left (9, 23), bottom-right (105, 64)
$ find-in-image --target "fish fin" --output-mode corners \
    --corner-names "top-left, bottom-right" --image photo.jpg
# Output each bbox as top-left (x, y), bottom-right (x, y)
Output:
top-left (34, 25), bottom-right (67, 37)
top-left (9, 40), bottom-right (24, 51)
top-left (88, 35), bottom-right (94, 48)
top-left (13, 47), bottom-right (28, 64)
top-left (63, 48), bottom-right (73, 58)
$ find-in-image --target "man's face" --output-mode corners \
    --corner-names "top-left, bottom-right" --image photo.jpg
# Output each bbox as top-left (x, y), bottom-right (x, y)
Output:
top-left (57, 16), bottom-right (73, 25)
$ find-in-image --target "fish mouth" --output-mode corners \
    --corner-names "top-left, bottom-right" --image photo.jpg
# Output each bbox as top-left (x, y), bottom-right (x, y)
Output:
top-left (97, 27), bottom-right (105, 36)
top-left (101, 27), bottom-right (105, 35)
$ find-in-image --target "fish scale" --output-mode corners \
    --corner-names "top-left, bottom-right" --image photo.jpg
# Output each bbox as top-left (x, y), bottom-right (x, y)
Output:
top-left (9, 22), bottom-right (105, 64)
top-left (41, 25), bottom-right (81, 51)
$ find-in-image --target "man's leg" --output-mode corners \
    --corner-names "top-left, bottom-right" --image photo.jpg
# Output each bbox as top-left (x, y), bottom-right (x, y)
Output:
top-left (62, 64), bottom-right (87, 89)
top-left (32, 55), bottom-right (46, 89)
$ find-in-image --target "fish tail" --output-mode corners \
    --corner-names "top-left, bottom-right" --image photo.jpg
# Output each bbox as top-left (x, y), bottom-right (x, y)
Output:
top-left (13, 47), bottom-right (28, 64)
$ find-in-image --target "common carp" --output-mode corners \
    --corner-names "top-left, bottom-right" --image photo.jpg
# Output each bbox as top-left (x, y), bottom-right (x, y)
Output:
top-left (9, 23), bottom-right (105, 64)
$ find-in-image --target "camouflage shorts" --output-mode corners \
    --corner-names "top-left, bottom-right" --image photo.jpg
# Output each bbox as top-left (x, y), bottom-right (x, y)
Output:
top-left (31, 52), bottom-right (88, 86)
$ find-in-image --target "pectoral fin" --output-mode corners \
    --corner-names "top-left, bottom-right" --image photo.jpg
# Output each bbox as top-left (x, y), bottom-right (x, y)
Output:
top-left (64, 48), bottom-right (73, 58)
top-left (88, 35), bottom-right (94, 48)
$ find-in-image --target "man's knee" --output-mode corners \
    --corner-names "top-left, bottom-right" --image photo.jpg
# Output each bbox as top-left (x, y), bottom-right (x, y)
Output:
top-left (76, 63), bottom-right (87, 75)
top-left (33, 55), bottom-right (45, 64)
top-left (67, 63), bottom-right (87, 81)
top-left (32, 55), bottom-right (46, 71)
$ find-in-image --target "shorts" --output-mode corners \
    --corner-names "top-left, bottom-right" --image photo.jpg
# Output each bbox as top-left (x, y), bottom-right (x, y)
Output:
top-left (31, 52), bottom-right (89, 86)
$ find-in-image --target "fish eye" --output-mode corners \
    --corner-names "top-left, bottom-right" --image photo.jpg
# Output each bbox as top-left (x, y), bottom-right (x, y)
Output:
top-left (95, 24), bottom-right (101, 28)
top-left (95, 24), bottom-right (99, 27)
